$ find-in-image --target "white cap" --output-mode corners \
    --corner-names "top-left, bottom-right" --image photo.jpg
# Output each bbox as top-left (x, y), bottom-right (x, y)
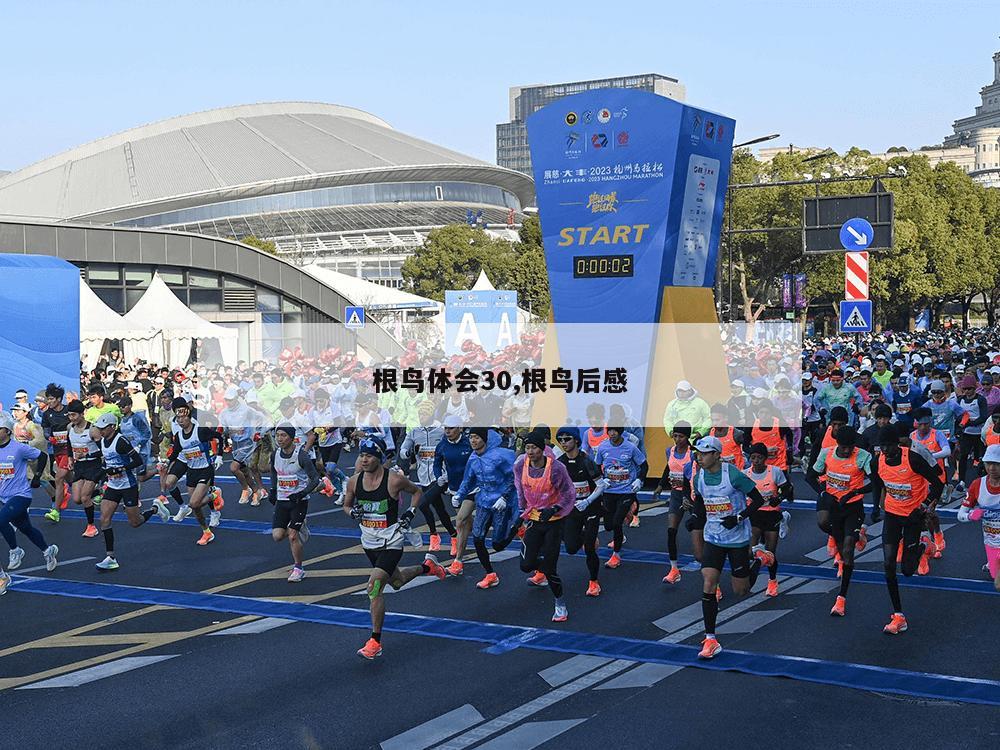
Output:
top-left (154, 376), bottom-right (164, 384)
top-left (291, 389), bottom-right (307, 399)
top-left (245, 389), bottom-right (259, 403)
top-left (224, 386), bottom-right (240, 400)
top-left (93, 412), bottom-right (118, 429)
top-left (442, 415), bottom-right (462, 428)
top-left (802, 372), bottom-right (813, 381)
top-left (984, 444), bottom-right (1000, 464)
top-left (128, 381), bottom-right (141, 390)
top-left (990, 366), bottom-right (1000, 375)
top-left (892, 359), bottom-right (904, 367)
top-left (0, 412), bottom-right (13, 430)
top-left (731, 379), bottom-right (745, 388)
top-left (752, 387), bottom-right (769, 399)
top-left (676, 380), bottom-right (693, 391)
top-left (694, 436), bottom-right (723, 453)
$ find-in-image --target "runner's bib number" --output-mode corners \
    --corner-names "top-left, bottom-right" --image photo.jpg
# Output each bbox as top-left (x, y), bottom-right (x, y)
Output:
top-left (0, 462), bottom-right (13, 478)
top-left (573, 481), bottom-right (590, 498)
top-left (183, 448), bottom-right (204, 462)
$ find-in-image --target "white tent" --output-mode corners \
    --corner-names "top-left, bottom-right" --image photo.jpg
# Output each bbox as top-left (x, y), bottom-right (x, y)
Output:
top-left (79, 279), bottom-right (162, 368)
top-left (124, 273), bottom-right (238, 367)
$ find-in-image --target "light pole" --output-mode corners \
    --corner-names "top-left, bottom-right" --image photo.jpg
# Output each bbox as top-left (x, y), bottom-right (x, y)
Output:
top-left (725, 133), bottom-right (781, 322)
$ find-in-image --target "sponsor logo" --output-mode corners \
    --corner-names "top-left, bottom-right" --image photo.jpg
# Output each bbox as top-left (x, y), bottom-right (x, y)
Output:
top-left (705, 120), bottom-right (716, 139)
top-left (565, 131), bottom-right (584, 158)
top-left (586, 191), bottom-right (619, 213)
top-left (558, 224), bottom-right (650, 246)
top-left (692, 114), bottom-right (702, 134)
top-left (591, 133), bottom-right (609, 149)
top-left (583, 110), bottom-right (593, 124)
top-left (614, 107), bottom-right (628, 120)
top-left (616, 131), bottom-right (629, 146)
top-left (565, 111), bottom-right (578, 126)
top-left (597, 108), bottom-right (611, 124)
top-left (717, 123), bottom-right (725, 142)
top-left (566, 131), bottom-right (580, 148)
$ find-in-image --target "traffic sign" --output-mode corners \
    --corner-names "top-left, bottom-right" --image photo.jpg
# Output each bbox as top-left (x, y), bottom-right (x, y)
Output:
top-left (839, 299), bottom-right (872, 333)
top-left (840, 218), bottom-right (873, 250)
top-left (344, 306), bottom-right (365, 329)
top-left (845, 251), bottom-right (869, 300)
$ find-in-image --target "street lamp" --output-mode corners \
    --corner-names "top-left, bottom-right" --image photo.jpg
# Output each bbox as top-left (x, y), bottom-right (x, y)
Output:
top-left (734, 133), bottom-right (781, 149)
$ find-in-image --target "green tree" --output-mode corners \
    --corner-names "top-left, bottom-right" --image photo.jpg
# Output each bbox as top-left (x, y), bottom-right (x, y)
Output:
top-left (234, 235), bottom-right (278, 256)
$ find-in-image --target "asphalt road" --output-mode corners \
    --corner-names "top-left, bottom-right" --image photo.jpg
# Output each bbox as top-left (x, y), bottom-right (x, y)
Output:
top-left (3, 468), bottom-right (998, 750)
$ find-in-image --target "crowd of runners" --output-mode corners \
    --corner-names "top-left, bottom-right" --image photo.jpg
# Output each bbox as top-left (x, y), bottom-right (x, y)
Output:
top-left (1, 330), bottom-right (999, 662)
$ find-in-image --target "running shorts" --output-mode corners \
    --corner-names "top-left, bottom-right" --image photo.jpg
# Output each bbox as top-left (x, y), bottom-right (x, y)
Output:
top-left (73, 459), bottom-right (103, 484)
top-left (702, 541), bottom-right (751, 577)
top-left (749, 509), bottom-right (781, 533)
top-left (272, 499), bottom-right (309, 531)
top-left (365, 547), bottom-right (403, 575)
top-left (103, 486), bottom-right (140, 508)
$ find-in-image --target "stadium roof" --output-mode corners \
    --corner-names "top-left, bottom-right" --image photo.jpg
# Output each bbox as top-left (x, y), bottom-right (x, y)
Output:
top-left (0, 102), bottom-right (533, 223)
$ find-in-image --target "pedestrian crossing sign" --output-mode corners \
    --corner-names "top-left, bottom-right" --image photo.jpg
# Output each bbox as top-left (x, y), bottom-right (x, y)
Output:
top-left (345, 306), bottom-right (365, 330)
top-left (839, 299), bottom-right (872, 333)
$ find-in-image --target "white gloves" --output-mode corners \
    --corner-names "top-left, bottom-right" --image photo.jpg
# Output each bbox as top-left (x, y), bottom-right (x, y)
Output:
top-left (574, 497), bottom-right (591, 512)
top-left (957, 504), bottom-right (970, 522)
top-left (576, 478), bottom-right (609, 512)
top-left (437, 474), bottom-right (448, 487)
top-left (452, 494), bottom-right (461, 509)
top-left (492, 498), bottom-right (507, 512)
top-left (630, 478), bottom-right (643, 493)
top-left (213, 455), bottom-right (223, 470)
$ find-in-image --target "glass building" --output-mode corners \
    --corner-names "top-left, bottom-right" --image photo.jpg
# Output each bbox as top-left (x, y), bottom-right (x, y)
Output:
top-left (496, 74), bottom-right (686, 178)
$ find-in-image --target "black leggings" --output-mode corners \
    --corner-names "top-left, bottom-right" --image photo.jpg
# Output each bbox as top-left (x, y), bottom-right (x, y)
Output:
top-left (603, 493), bottom-right (635, 553)
top-left (882, 510), bottom-right (925, 612)
top-left (957, 433), bottom-right (983, 485)
top-left (563, 507), bottom-right (601, 581)
top-left (520, 517), bottom-right (565, 598)
top-left (418, 482), bottom-right (457, 536)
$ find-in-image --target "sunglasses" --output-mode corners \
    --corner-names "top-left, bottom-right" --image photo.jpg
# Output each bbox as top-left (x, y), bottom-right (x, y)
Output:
top-left (556, 435), bottom-right (574, 442)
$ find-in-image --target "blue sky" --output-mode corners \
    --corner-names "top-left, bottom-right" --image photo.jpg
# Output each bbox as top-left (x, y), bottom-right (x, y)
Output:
top-left (1, 0), bottom-right (996, 171)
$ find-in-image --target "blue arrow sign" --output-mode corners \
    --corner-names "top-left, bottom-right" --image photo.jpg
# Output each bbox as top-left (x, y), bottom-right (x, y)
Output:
top-left (840, 299), bottom-right (872, 333)
top-left (344, 306), bottom-right (365, 329)
top-left (840, 217), bottom-right (874, 250)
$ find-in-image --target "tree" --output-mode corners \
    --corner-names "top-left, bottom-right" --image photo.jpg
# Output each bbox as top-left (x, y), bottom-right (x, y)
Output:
top-left (234, 235), bottom-right (278, 256)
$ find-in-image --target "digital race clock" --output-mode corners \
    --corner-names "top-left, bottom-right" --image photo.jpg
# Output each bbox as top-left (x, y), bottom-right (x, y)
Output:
top-left (572, 254), bottom-right (634, 279)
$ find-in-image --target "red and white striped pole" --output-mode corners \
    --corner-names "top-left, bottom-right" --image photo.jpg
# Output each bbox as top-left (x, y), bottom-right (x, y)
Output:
top-left (845, 251), bottom-right (869, 300)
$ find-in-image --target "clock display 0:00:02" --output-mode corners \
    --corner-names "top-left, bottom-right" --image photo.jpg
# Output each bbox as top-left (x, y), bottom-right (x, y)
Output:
top-left (572, 254), bottom-right (634, 278)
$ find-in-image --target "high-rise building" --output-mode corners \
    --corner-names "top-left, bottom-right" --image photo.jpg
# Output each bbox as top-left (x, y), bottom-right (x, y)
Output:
top-left (496, 74), bottom-right (685, 178)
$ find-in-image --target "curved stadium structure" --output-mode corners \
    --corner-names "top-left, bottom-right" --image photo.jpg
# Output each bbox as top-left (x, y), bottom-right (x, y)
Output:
top-left (0, 102), bottom-right (534, 287)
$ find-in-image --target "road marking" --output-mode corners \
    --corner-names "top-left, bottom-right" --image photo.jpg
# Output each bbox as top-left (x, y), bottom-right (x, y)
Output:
top-left (14, 556), bottom-right (94, 574)
top-left (717, 609), bottom-right (793, 634)
top-left (307, 508), bottom-right (342, 517)
top-left (17, 655), bottom-right (179, 689)
top-left (472, 719), bottom-right (586, 750)
top-left (209, 617), bottom-right (294, 636)
top-left (785, 578), bottom-right (840, 594)
top-left (381, 704), bottom-right (485, 750)
top-left (538, 655), bottom-right (611, 687)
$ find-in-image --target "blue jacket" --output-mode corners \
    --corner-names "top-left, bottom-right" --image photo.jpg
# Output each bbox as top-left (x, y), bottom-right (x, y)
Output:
top-left (120, 410), bottom-right (152, 457)
top-left (455, 430), bottom-right (515, 509)
top-left (434, 432), bottom-right (474, 493)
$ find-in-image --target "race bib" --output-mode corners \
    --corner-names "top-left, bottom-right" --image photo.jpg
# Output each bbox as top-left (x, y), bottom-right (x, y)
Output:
top-left (884, 481), bottom-right (912, 500)
top-left (53, 431), bottom-right (69, 444)
top-left (826, 471), bottom-right (850, 492)
top-left (607, 468), bottom-right (629, 482)
top-left (418, 448), bottom-right (435, 460)
top-left (277, 478), bottom-right (299, 491)
top-left (574, 481), bottom-right (590, 498)
top-left (182, 448), bottom-right (204, 462)
top-left (767, 445), bottom-right (778, 458)
top-left (0, 462), bottom-right (13, 478)
top-left (704, 500), bottom-right (733, 516)
top-left (897, 403), bottom-right (911, 414)
top-left (72, 445), bottom-right (92, 459)
top-left (669, 471), bottom-right (685, 490)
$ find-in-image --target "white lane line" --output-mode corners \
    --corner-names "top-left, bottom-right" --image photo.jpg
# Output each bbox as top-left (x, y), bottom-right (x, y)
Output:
top-left (307, 508), bottom-right (342, 517)
top-left (209, 617), bottom-right (294, 636)
top-left (474, 719), bottom-right (586, 750)
top-left (381, 704), bottom-right (485, 750)
top-left (716, 609), bottom-right (793, 634)
top-left (17, 655), bottom-right (180, 689)
top-left (538, 655), bottom-right (612, 688)
top-left (14, 556), bottom-right (94, 574)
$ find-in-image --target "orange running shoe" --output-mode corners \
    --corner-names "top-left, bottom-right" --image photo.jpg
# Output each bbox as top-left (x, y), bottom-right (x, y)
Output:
top-left (428, 534), bottom-right (442, 552)
top-left (917, 547), bottom-right (931, 576)
top-left (516, 525), bottom-right (526, 540)
top-left (238, 489), bottom-right (251, 505)
top-left (698, 637), bottom-right (722, 659)
top-left (933, 532), bottom-right (945, 554)
top-left (422, 554), bottom-right (446, 580)
top-left (827, 536), bottom-right (837, 556)
top-left (754, 547), bottom-right (775, 567)
top-left (883, 613), bottom-right (908, 634)
top-left (320, 477), bottom-right (335, 497)
top-left (196, 529), bottom-right (215, 546)
top-left (211, 488), bottom-right (224, 511)
top-left (855, 525), bottom-right (868, 552)
top-left (663, 567), bottom-right (681, 584)
top-left (476, 572), bottom-right (499, 589)
top-left (586, 580), bottom-right (602, 597)
top-left (447, 560), bottom-right (464, 577)
top-left (716, 586), bottom-right (723, 602)
top-left (830, 595), bottom-right (846, 617)
top-left (357, 638), bottom-right (382, 659)
top-left (605, 553), bottom-right (621, 569)
top-left (766, 579), bottom-right (779, 597)
top-left (82, 524), bottom-right (99, 538)
top-left (527, 571), bottom-right (548, 586)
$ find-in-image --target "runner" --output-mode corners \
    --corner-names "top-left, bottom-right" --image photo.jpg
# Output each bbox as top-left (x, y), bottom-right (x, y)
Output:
top-left (811, 426), bottom-right (872, 615)
top-left (0, 412), bottom-right (59, 576)
top-left (11, 403), bottom-right (59, 521)
top-left (909, 407), bottom-right (952, 557)
top-left (343, 437), bottom-right (445, 659)
top-left (163, 398), bottom-right (222, 544)
top-left (513, 429), bottom-right (576, 621)
top-left (435, 415), bottom-right (475, 576)
top-left (957, 442), bottom-right (1000, 591)
top-left (41, 383), bottom-right (72, 522)
top-left (84, 383), bottom-right (122, 425)
top-left (955, 375), bottom-right (988, 495)
top-left (312, 387), bottom-right (347, 501)
top-left (594, 423), bottom-right (647, 568)
top-left (709, 405), bottom-right (746, 469)
top-left (690, 436), bottom-right (770, 659)
top-left (117, 395), bottom-right (154, 481)
top-left (451, 427), bottom-right (518, 589)
top-left (219, 386), bottom-right (265, 504)
top-left (582, 403), bottom-right (609, 457)
top-left (92, 412), bottom-right (170, 571)
top-left (653, 423), bottom-right (697, 584)
top-left (874, 424), bottom-right (944, 634)
top-left (64, 400), bottom-right (103, 537)
top-left (745, 441), bottom-right (794, 596)
top-left (270, 423), bottom-right (321, 581)
top-left (400, 402), bottom-right (457, 552)
top-left (555, 425), bottom-right (607, 596)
